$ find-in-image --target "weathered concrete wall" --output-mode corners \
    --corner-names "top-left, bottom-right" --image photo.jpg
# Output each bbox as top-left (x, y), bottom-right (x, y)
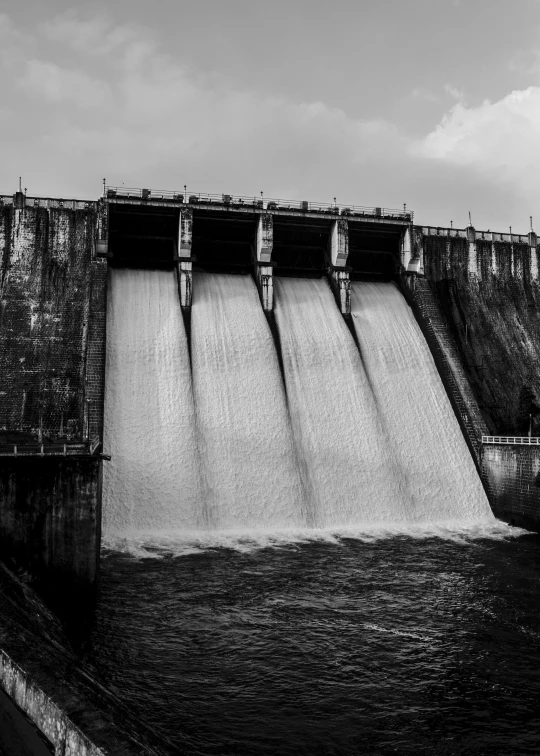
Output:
top-left (416, 229), bottom-right (540, 529)
top-left (0, 458), bottom-right (101, 600)
top-left (0, 198), bottom-right (107, 602)
top-left (423, 233), bottom-right (540, 436)
top-left (0, 202), bottom-right (102, 443)
top-left (481, 444), bottom-right (540, 529)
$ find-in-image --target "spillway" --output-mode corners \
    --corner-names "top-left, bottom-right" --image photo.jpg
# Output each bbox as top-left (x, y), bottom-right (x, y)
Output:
top-left (102, 269), bottom-right (202, 534)
top-left (191, 272), bottom-right (305, 530)
top-left (350, 281), bottom-right (492, 521)
top-left (103, 270), bottom-right (492, 539)
top-left (274, 277), bottom-right (414, 527)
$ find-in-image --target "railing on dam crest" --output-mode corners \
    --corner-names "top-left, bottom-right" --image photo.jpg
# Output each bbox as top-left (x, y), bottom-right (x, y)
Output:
top-left (104, 186), bottom-right (413, 221)
top-left (482, 436), bottom-right (540, 446)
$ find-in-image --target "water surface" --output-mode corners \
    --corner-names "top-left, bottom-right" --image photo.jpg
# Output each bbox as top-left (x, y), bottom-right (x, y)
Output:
top-left (87, 531), bottom-right (540, 755)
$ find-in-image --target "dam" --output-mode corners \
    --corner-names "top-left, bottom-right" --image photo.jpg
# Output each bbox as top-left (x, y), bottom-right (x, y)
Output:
top-left (1, 185), bottom-right (540, 754)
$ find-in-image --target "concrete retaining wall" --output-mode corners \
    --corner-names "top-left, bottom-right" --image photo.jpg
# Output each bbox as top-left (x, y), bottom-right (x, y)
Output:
top-left (419, 230), bottom-right (540, 529)
top-left (0, 651), bottom-right (103, 756)
top-left (0, 458), bottom-right (101, 605)
top-left (0, 199), bottom-right (106, 601)
top-left (423, 233), bottom-right (540, 436)
top-left (481, 444), bottom-right (540, 529)
top-left (0, 203), bottom-right (101, 443)
top-left (0, 561), bottom-right (177, 756)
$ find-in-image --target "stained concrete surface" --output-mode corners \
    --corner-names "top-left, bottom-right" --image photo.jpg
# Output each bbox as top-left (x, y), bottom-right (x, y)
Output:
top-left (0, 688), bottom-right (53, 756)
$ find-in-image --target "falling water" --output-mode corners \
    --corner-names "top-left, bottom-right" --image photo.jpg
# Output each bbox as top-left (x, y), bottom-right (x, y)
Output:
top-left (350, 281), bottom-right (492, 521)
top-left (103, 270), bottom-right (491, 538)
top-left (274, 277), bottom-right (415, 527)
top-left (102, 269), bottom-right (202, 534)
top-left (191, 272), bottom-right (305, 530)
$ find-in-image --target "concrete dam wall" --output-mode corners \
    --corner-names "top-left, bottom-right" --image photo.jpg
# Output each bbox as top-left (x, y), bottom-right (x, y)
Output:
top-left (417, 226), bottom-right (540, 529)
top-left (1, 185), bottom-right (539, 754)
top-left (1, 186), bottom-right (540, 600)
top-left (0, 194), bottom-right (106, 609)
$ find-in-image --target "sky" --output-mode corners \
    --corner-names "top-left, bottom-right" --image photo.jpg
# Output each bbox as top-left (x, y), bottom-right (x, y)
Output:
top-left (1, 0), bottom-right (540, 230)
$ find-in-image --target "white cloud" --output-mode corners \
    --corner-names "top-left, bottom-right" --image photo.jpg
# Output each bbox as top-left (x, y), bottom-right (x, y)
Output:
top-left (414, 87), bottom-right (540, 207)
top-left (21, 60), bottom-right (112, 108)
top-left (444, 83), bottom-right (465, 102)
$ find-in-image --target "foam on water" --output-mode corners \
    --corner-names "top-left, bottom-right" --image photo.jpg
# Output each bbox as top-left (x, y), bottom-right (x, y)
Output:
top-left (351, 281), bottom-right (493, 522)
top-left (274, 277), bottom-right (415, 527)
top-left (101, 520), bottom-right (525, 560)
top-left (191, 272), bottom-right (306, 529)
top-left (102, 269), bottom-right (202, 534)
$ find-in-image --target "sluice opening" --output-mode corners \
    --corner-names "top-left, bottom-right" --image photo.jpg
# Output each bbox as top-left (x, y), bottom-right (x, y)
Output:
top-left (348, 223), bottom-right (402, 280)
top-left (272, 217), bottom-right (330, 276)
top-left (192, 211), bottom-right (256, 272)
top-left (108, 204), bottom-right (179, 269)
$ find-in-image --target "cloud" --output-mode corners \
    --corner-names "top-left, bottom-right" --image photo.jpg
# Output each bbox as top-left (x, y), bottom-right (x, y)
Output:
top-left (0, 11), bottom-right (406, 203)
top-left (0, 10), bottom-right (537, 231)
top-left (411, 88), bottom-right (440, 103)
top-left (444, 84), bottom-right (465, 102)
top-left (414, 87), bottom-right (540, 207)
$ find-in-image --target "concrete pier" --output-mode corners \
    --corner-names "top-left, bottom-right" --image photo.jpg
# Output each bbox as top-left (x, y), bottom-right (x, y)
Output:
top-left (328, 219), bottom-right (351, 314)
top-left (255, 214), bottom-right (274, 310)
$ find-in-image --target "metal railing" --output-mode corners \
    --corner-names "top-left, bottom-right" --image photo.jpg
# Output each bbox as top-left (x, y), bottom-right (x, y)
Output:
top-left (104, 186), bottom-right (413, 221)
top-left (0, 194), bottom-right (95, 210)
top-left (482, 435), bottom-right (540, 446)
top-left (422, 226), bottom-right (532, 245)
top-left (0, 438), bottom-right (105, 457)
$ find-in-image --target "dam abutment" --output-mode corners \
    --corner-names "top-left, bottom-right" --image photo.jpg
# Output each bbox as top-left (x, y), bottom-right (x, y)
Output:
top-left (0, 194), bottom-right (106, 611)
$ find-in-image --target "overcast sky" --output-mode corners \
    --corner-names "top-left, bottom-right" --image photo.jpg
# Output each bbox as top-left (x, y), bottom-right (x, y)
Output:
top-left (1, 0), bottom-right (540, 230)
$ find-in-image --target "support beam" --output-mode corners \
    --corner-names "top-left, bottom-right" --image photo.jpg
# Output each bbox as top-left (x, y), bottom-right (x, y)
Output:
top-left (255, 214), bottom-right (274, 311)
top-left (329, 219), bottom-right (349, 267)
top-left (96, 199), bottom-right (108, 258)
top-left (178, 208), bottom-right (193, 258)
top-left (327, 219), bottom-right (350, 314)
top-left (331, 268), bottom-right (351, 314)
top-left (258, 264), bottom-right (274, 311)
top-left (401, 225), bottom-right (412, 270)
top-left (177, 208), bottom-right (194, 309)
top-left (529, 230), bottom-right (538, 280)
top-left (177, 260), bottom-right (193, 309)
top-left (257, 213), bottom-right (273, 263)
top-left (466, 224), bottom-right (478, 277)
top-left (406, 227), bottom-right (424, 274)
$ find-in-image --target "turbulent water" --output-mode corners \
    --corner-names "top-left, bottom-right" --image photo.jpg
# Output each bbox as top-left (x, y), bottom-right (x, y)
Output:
top-left (93, 269), bottom-right (534, 754)
top-left (86, 532), bottom-right (540, 756)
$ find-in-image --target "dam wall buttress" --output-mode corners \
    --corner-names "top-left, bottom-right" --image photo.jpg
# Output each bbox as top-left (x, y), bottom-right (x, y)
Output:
top-left (0, 196), bottom-right (106, 604)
